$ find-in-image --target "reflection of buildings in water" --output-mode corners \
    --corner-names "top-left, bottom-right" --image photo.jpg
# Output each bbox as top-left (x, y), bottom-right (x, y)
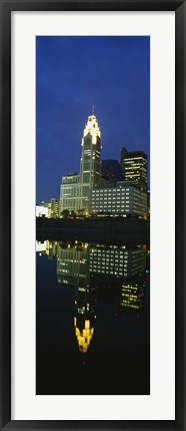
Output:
top-left (52, 241), bottom-right (148, 350)
top-left (74, 286), bottom-right (96, 353)
top-left (89, 244), bottom-right (146, 278)
top-left (47, 241), bottom-right (58, 259)
top-left (88, 244), bottom-right (146, 312)
top-left (56, 242), bottom-right (88, 286)
top-left (36, 240), bottom-right (47, 254)
top-left (36, 240), bottom-right (58, 259)
top-left (74, 317), bottom-right (94, 354)
top-left (56, 242), bottom-right (96, 353)
top-left (119, 277), bottom-right (146, 311)
top-left (91, 273), bottom-right (120, 304)
top-left (74, 252), bottom-right (96, 353)
top-left (74, 312), bottom-right (96, 354)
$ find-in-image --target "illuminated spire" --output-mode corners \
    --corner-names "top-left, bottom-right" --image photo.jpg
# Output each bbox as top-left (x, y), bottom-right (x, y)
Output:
top-left (83, 112), bottom-right (101, 140)
top-left (92, 105), bottom-right (95, 114)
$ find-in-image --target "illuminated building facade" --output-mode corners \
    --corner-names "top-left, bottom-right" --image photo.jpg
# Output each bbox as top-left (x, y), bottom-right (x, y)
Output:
top-left (36, 205), bottom-right (48, 218)
top-left (120, 148), bottom-right (148, 191)
top-left (51, 198), bottom-right (60, 218)
top-left (37, 201), bottom-right (51, 218)
top-left (89, 182), bottom-right (147, 217)
top-left (60, 112), bottom-right (102, 213)
top-left (60, 173), bottom-right (80, 213)
top-left (80, 113), bottom-right (102, 210)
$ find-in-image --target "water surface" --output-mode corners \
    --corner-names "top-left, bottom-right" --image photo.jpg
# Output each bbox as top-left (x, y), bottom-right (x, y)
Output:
top-left (36, 240), bottom-right (150, 395)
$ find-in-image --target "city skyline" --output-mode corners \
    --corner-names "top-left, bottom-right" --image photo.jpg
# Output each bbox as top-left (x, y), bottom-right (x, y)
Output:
top-left (36, 36), bottom-right (150, 203)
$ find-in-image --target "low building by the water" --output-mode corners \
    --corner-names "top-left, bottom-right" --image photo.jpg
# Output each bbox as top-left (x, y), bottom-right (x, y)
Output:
top-left (89, 181), bottom-right (147, 218)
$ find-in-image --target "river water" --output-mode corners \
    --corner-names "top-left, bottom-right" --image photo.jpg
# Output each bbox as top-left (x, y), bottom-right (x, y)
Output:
top-left (36, 239), bottom-right (150, 395)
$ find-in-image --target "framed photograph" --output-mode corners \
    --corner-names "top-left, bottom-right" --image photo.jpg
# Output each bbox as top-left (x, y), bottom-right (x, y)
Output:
top-left (0, 0), bottom-right (185, 429)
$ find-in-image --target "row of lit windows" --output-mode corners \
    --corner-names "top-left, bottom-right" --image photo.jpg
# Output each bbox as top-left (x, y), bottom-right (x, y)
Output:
top-left (92, 205), bottom-right (129, 211)
top-left (92, 201), bottom-right (130, 205)
top-left (90, 261), bottom-right (128, 266)
top-left (92, 194), bottom-right (130, 198)
top-left (124, 159), bottom-right (146, 163)
top-left (90, 256), bottom-right (129, 262)
top-left (90, 257), bottom-right (125, 263)
top-left (90, 250), bottom-right (128, 254)
top-left (92, 189), bottom-right (130, 194)
top-left (91, 196), bottom-right (130, 200)
top-left (90, 268), bottom-right (128, 276)
top-left (92, 201), bottom-right (130, 206)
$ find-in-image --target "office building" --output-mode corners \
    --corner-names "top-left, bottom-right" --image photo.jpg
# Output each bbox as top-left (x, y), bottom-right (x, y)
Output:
top-left (102, 159), bottom-right (122, 182)
top-left (89, 181), bottom-right (147, 218)
top-left (60, 173), bottom-right (80, 213)
top-left (51, 198), bottom-right (60, 218)
top-left (79, 112), bottom-right (102, 210)
top-left (60, 111), bottom-right (102, 213)
top-left (120, 148), bottom-right (148, 191)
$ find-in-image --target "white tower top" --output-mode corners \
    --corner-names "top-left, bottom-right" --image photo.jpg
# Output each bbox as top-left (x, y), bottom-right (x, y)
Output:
top-left (83, 113), bottom-right (101, 141)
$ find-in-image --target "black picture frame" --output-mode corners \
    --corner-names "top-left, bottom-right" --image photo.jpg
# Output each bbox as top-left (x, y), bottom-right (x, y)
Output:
top-left (0, 0), bottom-right (185, 429)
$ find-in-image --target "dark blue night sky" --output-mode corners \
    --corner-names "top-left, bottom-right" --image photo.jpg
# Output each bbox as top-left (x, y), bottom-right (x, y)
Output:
top-left (36, 36), bottom-right (150, 203)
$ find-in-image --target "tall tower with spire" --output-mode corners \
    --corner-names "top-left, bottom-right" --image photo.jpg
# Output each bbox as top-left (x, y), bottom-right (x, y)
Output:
top-left (80, 111), bottom-right (102, 210)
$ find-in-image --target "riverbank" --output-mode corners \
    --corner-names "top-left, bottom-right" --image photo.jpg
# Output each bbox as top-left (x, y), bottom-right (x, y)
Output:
top-left (36, 217), bottom-right (150, 244)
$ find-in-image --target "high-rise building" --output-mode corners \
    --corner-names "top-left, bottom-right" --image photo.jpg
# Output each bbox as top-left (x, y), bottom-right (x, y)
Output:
top-left (60, 111), bottom-right (102, 213)
top-left (102, 159), bottom-right (122, 182)
top-left (79, 112), bottom-right (102, 210)
top-left (120, 148), bottom-right (148, 191)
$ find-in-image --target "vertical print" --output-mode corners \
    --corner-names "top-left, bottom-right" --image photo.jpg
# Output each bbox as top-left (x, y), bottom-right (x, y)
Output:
top-left (36, 36), bottom-right (150, 395)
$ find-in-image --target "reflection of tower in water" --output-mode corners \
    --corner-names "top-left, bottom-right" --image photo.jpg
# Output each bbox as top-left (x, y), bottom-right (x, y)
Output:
top-left (56, 241), bottom-right (96, 353)
top-left (56, 240), bottom-right (148, 351)
top-left (74, 255), bottom-right (96, 353)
